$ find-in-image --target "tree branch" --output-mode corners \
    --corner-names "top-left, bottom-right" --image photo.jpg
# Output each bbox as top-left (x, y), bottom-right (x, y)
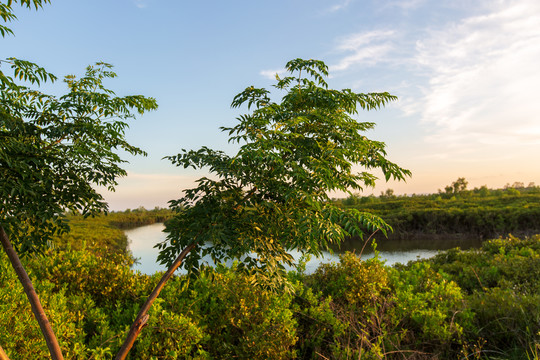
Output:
top-left (0, 344), bottom-right (11, 360)
top-left (115, 242), bottom-right (197, 360)
top-left (0, 226), bottom-right (64, 360)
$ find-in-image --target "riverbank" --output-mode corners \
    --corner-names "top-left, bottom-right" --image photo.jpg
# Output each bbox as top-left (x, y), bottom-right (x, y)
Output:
top-left (339, 184), bottom-right (540, 239)
top-left (52, 208), bottom-right (173, 256)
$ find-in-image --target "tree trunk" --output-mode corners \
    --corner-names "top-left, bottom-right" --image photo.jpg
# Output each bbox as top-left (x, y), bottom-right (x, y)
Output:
top-left (115, 242), bottom-right (196, 360)
top-left (0, 345), bottom-right (10, 360)
top-left (0, 226), bottom-right (64, 360)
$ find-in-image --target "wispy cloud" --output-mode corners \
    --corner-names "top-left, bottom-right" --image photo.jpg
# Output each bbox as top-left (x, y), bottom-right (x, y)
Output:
top-left (134, 0), bottom-right (148, 9)
top-left (414, 0), bottom-right (540, 149)
top-left (326, 0), bottom-right (354, 13)
top-left (336, 30), bottom-right (396, 51)
top-left (261, 0), bottom-right (540, 164)
top-left (330, 30), bottom-right (396, 71)
top-left (380, 0), bottom-right (426, 11)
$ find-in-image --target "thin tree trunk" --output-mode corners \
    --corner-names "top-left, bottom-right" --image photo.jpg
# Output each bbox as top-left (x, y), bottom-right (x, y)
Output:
top-left (0, 226), bottom-right (64, 360)
top-left (0, 345), bottom-right (10, 360)
top-left (115, 242), bottom-right (197, 360)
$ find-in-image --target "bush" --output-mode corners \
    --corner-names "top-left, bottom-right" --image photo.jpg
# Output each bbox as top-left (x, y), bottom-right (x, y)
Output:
top-left (429, 235), bottom-right (540, 294)
top-left (0, 252), bottom-right (116, 359)
top-left (426, 235), bottom-right (540, 357)
top-left (292, 285), bottom-right (348, 359)
top-left (308, 252), bottom-right (389, 309)
top-left (390, 262), bottom-right (472, 347)
top-left (303, 253), bottom-right (408, 359)
top-left (132, 297), bottom-right (206, 359)
top-left (3, 232), bottom-right (540, 359)
top-left (178, 267), bottom-right (298, 360)
top-left (468, 288), bottom-right (540, 355)
top-left (25, 247), bottom-right (151, 307)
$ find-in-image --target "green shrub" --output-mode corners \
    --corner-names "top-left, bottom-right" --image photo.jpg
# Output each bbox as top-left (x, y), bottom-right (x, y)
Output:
top-left (428, 235), bottom-right (540, 295)
top-left (468, 288), bottom-right (540, 357)
top-left (132, 298), bottom-right (206, 359)
top-left (302, 253), bottom-right (409, 359)
top-left (390, 262), bottom-right (472, 346)
top-left (428, 248), bottom-right (499, 293)
top-left (176, 267), bottom-right (297, 360)
top-left (3, 232), bottom-right (540, 359)
top-left (292, 285), bottom-right (348, 359)
top-left (25, 247), bottom-right (152, 307)
top-left (308, 252), bottom-right (389, 309)
top-left (0, 252), bottom-right (115, 359)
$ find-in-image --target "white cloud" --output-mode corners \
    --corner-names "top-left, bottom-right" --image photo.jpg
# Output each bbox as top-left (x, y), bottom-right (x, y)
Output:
top-left (380, 0), bottom-right (426, 11)
top-left (327, 0), bottom-right (354, 13)
top-left (331, 30), bottom-right (397, 71)
top-left (336, 30), bottom-right (396, 51)
top-left (413, 0), bottom-right (540, 150)
top-left (332, 44), bottom-right (394, 71)
top-left (134, 0), bottom-right (148, 9)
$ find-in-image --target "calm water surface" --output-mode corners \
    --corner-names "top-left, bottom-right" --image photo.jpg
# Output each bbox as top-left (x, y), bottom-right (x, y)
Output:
top-left (126, 223), bottom-right (482, 275)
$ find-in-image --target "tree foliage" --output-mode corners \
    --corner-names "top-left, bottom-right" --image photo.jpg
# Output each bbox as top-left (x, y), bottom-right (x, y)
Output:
top-left (441, 177), bottom-right (468, 195)
top-left (158, 58), bottom-right (410, 284)
top-left (0, 61), bottom-right (158, 253)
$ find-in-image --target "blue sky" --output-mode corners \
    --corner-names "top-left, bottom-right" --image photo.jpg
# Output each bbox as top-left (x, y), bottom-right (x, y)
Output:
top-left (4, 0), bottom-right (540, 210)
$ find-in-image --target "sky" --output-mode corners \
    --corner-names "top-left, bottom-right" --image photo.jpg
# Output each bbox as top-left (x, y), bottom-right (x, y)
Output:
top-left (3, 0), bottom-right (540, 210)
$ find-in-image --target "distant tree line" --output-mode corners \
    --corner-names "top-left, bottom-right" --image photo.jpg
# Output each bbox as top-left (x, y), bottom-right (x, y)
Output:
top-left (337, 179), bottom-right (540, 238)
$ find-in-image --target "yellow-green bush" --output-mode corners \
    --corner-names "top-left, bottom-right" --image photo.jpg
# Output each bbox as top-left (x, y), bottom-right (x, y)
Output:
top-left (468, 287), bottom-right (540, 353)
top-left (25, 247), bottom-right (151, 307)
top-left (132, 298), bottom-right (207, 359)
top-left (0, 252), bottom-right (114, 359)
top-left (308, 252), bottom-right (389, 309)
top-left (177, 267), bottom-right (298, 360)
top-left (301, 254), bottom-right (402, 359)
top-left (292, 285), bottom-right (348, 359)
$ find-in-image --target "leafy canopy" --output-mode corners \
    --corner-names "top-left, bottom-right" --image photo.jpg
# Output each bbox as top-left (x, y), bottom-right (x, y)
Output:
top-left (158, 59), bottom-right (410, 283)
top-left (0, 57), bottom-right (158, 252)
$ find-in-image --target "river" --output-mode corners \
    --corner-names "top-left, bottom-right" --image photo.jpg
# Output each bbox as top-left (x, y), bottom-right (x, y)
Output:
top-left (126, 223), bottom-right (482, 275)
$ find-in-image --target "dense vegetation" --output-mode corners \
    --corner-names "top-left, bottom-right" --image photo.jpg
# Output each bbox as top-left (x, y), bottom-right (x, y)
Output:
top-left (51, 208), bottom-right (173, 256)
top-left (337, 180), bottom-right (540, 239)
top-left (2, 3), bottom-right (538, 359)
top-left (1, 215), bottom-right (539, 359)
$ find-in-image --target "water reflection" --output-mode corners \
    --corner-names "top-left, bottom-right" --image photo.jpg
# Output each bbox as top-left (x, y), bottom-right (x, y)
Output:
top-left (338, 235), bottom-right (483, 254)
top-left (126, 224), bottom-right (483, 275)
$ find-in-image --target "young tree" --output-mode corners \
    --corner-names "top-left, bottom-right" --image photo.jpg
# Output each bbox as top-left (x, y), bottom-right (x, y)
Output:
top-left (1, 4), bottom-right (158, 358)
top-left (116, 58), bottom-right (411, 358)
top-left (0, 63), bottom-right (157, 358)
top-left (159, 58), bottom-right (410, 278)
